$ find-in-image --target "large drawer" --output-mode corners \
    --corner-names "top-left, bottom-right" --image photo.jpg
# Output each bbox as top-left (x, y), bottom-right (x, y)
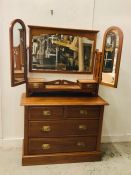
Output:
top-left (28, 120), bottom-right (99, 137)
top-left (28, 136), bottom-right (97, 154)
top-left (64, 106), bottom-right (100, 118)
top-left (29, 106), bottom-right (63, 120)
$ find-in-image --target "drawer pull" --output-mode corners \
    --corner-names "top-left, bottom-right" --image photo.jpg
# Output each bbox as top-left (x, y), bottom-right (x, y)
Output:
top-left (33, 83), bottom-right (39, 88)
top-left (78, 124), bottom-right (87, 130)
top-left (41, 126), bottom-right (51, 132)
top-left (77, 142), bottom-right (86, 147)
top-left (42, 144), bottom-right (50, 150)
top-left (42, 110), bottom-right (51, 116)
top-left (86, 84), bottom-right (93, 88)
top-left (80, 110), bottom-right (88, 115)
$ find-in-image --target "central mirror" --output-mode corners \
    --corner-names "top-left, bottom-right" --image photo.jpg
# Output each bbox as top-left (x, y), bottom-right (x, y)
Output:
top-left (29, 26), bottom-right (98, 74)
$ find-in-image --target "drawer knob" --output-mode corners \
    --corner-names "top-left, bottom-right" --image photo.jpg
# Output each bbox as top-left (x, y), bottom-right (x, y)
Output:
top-left (77, 142), bottom-right (86, 147)
top-left (79, 124), bottom-right (87, 130)
top-left (41, 126), bottom-right (51, 132)
top-left (42, 144), bottom-right (50, 150)
top-left (42, 110), bottom-right (51, 116)
top-left (80, 110), bottom-right (88, 115)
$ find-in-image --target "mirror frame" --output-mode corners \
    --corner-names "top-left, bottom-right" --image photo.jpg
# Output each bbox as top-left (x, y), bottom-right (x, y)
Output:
top-left (28, 25), bottom-right (99, 74)
top-left (9, 19), bottom-right (27, 87)
top-left (100, 26), bottom-right (123, 88)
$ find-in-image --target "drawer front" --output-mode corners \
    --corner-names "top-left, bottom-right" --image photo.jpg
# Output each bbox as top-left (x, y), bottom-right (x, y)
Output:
top-left (64, 106), bottom-right (100, 118)
top-left (29, 107), bottom-right (63, 120)
top-left (28, 83), bottom-right (44, 89)
top-left (29, 120), bottom-right (99, 138)
top-left (29, 137), bottom-right (97, 154)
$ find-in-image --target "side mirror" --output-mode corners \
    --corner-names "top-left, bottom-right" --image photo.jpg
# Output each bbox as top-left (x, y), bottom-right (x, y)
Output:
top-left (100, 26), bottom-right (123, 88)
top-left (9, 19), bottom-right (27, 86)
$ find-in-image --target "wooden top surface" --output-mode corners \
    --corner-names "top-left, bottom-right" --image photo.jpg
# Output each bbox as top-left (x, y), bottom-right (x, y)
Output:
top-left (20, 93), bottom-right (108, 106)
top-left (28, 78), bottom-right (97, 84)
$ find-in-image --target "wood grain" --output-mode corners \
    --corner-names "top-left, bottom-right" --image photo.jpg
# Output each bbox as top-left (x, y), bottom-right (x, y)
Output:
top-left (21, 93), bottom-right (108, 106)
top-left (64, 106), bottom-right (100, 118)
top-left (29, 106), bottom-right (63, 120)
top-left (28, 120), bottom-right (99, 137)
top-left (22, 151), bottom-right (101, 166)
top-left (28, 137), bottom-right (97, 155)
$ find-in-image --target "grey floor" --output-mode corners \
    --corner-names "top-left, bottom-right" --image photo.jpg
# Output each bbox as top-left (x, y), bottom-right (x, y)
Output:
top-left (0, 143), bottom-right (131, 175)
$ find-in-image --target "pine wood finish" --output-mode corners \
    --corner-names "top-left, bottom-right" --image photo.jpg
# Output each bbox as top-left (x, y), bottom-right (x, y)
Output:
top-left (21, 93), bottom-right (108, 166)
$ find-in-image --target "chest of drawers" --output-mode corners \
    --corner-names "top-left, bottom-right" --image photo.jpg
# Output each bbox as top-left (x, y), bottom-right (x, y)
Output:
top-left (21, 94), bottom-right (108, 166)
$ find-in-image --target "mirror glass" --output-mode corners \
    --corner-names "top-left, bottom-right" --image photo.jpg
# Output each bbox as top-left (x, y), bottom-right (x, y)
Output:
top-left (101, 27), bottom-right (123, 87)
top-left (31, 34), bottom-right (94, 73)
top-left (10, 19), bottom-right (26, 86)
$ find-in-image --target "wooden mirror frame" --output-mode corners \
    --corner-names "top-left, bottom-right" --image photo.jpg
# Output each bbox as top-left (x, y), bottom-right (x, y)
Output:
top-left (28, 25), bottom-right (99, 74)
top-left (100, 26), bottom-right (123, 88)
top-left (10, 19), bottom-right (27, 87)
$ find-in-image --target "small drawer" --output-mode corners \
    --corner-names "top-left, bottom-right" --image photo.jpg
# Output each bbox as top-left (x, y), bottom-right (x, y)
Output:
top-left (64, 106), bottom-right (100, 118)
top-left (28, 120), bottom-right (99, 138)
top-left (83, 83), bottom-right (96, 89)
top-left (28, 82), bottom-right (44, 89)
top-left (29, 107), bottom-right (63, 120)
top-left (28, 136), bottom-right (97, 154)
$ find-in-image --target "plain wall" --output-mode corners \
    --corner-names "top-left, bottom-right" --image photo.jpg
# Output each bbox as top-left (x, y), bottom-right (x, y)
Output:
top-left (0, 0), bottom-right (131, 144)
top-left (0, 1), bottom-right (3, 139)
top-left (0, 0), bottom-right (95, 141)
top-left (94, 0), bottom-right (131, 142)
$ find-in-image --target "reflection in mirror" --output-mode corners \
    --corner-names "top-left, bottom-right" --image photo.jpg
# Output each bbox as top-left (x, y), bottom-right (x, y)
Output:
top-left (31, 34), bottom-right (94, 73)
top-left (101, 27), bottom-right (123, 88)
top-left (10, 19), bottom-right (26, 86)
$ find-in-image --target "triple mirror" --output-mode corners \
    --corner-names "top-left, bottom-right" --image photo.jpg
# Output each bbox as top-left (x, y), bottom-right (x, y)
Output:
top-left (9, 19), bottom-right (123, 88)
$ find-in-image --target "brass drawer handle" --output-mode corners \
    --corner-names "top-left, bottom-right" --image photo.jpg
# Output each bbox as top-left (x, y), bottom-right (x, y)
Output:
top-left (77, 142), bottom-right (86, 147)
top-left (33, 83), bottom-right (39, 88)
top-left (42, 144), bottom-right (51, 150)
top-left (42, 110), bottom-right (51, 116)
top-left (86, 84), bottom-right (93, 88)
top-left (41, 126), bottom-right (51, 132)
top-left (80, 109), bottom-right (88, 115)
top-left (78, 124), bottom-right (87, 130)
